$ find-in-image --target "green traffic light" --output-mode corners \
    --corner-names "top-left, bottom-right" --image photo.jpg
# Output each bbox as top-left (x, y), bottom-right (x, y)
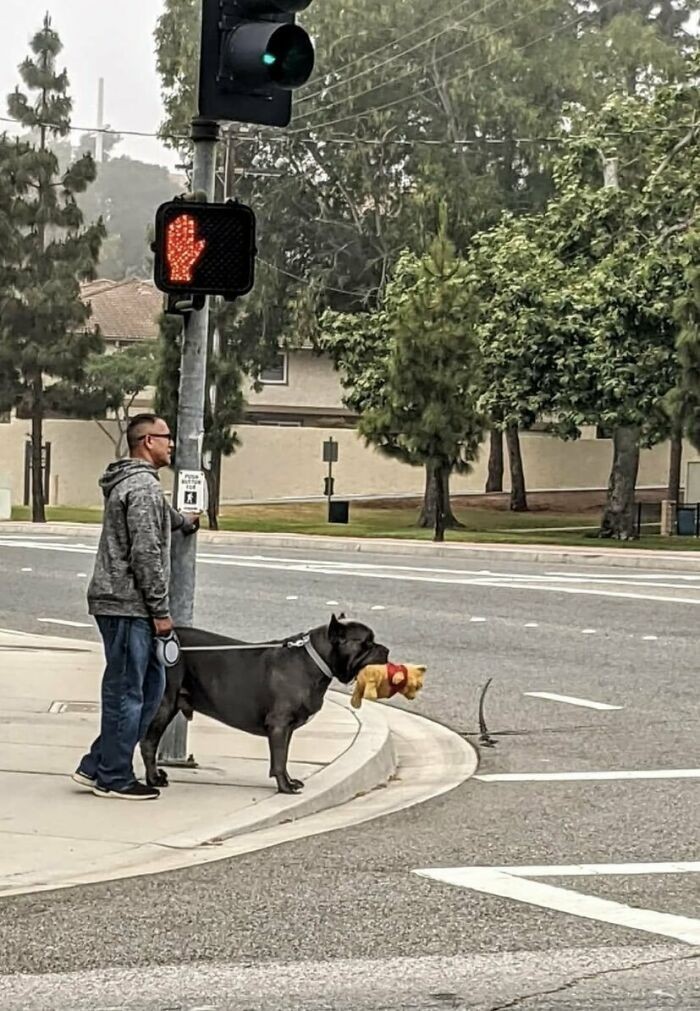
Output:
top-left (266, 24), bottom-right (314, 87)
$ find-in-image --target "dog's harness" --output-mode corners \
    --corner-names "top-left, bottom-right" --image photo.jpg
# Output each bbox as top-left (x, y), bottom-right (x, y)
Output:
top-left (155, 631), bottom-right (335, 681)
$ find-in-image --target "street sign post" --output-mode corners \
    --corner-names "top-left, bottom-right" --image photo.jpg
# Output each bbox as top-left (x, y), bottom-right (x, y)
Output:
top-left (323, 437), bottom-right (337, 521)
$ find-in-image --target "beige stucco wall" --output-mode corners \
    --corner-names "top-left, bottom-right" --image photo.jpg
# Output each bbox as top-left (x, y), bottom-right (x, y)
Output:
top-left (245, 350), bottom-right (346, 410)
top-left (220, 428), bottom-right (687, 503)
top-left (2, 415), bottom-right (697, 509)
top-left (0, 418), bottom-right (173, 508)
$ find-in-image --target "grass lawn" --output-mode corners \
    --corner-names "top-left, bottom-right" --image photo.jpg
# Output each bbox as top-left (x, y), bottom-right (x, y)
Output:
top-left (10, 499), bottom-right (700, 550)
top-left (11, 505), bottom-right (103, 524)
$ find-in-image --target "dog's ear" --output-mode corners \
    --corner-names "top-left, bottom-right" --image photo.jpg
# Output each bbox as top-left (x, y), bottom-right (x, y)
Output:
top-left (329, 614), bottom-right (346, 643)
top-left (338, 611), bottom-right (347, 620)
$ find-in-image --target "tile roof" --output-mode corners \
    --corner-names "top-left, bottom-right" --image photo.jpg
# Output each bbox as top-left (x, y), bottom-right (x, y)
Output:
top-left (81, 278), bottom-right (164, 342)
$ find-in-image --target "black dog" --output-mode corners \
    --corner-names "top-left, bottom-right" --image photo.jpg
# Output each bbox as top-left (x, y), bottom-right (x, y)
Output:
top-left (140, 615), bottom-right (389, 794)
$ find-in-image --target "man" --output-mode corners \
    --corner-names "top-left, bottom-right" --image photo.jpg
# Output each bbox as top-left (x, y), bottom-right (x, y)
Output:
top-left (73, 414), bottom-right (198, 800)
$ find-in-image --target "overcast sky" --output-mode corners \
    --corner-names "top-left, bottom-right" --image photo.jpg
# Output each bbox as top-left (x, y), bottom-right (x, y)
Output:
top-left (0, 0), bottom-right (177, 168)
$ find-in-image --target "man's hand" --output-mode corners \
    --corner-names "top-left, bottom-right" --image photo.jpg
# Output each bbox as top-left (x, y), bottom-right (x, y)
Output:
top-left (181, 513), bottom-right (200, 537)
top-left (154, 616), bottom-right (174, 636)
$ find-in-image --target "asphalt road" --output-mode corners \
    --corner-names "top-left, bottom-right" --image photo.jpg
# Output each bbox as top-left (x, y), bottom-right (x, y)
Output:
top-left (0, 531), bottom-right (698, 1010)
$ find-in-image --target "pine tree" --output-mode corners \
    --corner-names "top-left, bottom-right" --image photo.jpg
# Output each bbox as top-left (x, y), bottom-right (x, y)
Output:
top-left (360, 209), bottom-right (484, 542)
top-left (0, 16), bottom-right (104, 521)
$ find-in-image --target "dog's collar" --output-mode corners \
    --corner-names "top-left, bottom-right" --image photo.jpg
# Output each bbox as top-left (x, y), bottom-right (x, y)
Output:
top-left (287, 635), bottom-right (334, 681)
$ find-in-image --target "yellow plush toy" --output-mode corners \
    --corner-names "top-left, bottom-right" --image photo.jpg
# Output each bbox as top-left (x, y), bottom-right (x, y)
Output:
top-left (351, 662), bottom-right (426, 709)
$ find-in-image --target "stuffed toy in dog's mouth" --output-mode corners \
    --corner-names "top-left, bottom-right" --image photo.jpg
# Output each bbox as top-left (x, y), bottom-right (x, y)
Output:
top-left (351, 662), bottom-right (426, 708)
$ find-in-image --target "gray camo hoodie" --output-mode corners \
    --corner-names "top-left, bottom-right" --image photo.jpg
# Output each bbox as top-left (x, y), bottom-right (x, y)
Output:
top-left (87, 459), bottom-right (183, 619)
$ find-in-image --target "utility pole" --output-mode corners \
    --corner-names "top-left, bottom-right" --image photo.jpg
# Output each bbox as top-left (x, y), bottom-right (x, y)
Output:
top-left (95, 78), bottom-right (105, 164)
top-left (157, 117), bottom-right (220, 766)
top-left (603, 156), bottom-right (619, 190)
top-left (154, 0), bottom-right (316, 763)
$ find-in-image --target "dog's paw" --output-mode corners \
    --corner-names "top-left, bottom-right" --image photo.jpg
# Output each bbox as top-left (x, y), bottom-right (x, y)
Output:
top-left (277, 777), bottom-right (304, 794)
top-left (148, 768), bottom-right (169, 788)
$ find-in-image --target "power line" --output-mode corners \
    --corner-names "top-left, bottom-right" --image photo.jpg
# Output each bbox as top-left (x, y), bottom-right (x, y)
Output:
top-left (299, 0), bottom-right (508, 107)
top-left (1, 109), bottom-right (692, 156)
top-left (0, 114), bottom-right (188, 144)
top-left (289, 0), bottom-right (619, 134)
top-left (258, 257), bottom-right (375, 299)
top-left (292, 0), bottom-right (560, 130)
top-left (299, 122), bottom-right (699, 146)
top-left (300, 0), bottom-right (480, 97)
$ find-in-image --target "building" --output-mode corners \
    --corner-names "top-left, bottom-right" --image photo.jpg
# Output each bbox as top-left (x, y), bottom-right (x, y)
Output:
top-left (81, 278), bottom-right (163, 350)
top-left (0, 279), bottom-right (692, 509)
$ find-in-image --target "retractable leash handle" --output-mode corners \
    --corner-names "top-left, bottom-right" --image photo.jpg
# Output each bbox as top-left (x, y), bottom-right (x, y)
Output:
top-left (155, 630), bottom-right (182, 668)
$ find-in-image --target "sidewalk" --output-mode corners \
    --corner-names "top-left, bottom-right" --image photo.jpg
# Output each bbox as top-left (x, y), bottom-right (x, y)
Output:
top-left (3, 519), bottom-right (700, 570)
top-left (0, 628), bottom-right (400, 897)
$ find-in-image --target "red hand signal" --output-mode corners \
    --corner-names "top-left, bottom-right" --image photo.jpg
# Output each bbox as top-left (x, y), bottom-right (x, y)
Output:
top-left (165, 214), bottom-right (207, 284)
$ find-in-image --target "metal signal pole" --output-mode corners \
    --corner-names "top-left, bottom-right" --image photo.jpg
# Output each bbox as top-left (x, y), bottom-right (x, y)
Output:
top-left (157, 117), bottom-right (219, 765)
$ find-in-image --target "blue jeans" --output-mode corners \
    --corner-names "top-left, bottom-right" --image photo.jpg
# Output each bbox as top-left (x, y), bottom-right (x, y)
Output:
top-left (78, 616), bottom-right (165, 791)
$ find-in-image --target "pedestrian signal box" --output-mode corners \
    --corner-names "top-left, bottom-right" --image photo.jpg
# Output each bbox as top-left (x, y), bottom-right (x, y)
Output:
top-left (153, 200), bottom-right (256, 299)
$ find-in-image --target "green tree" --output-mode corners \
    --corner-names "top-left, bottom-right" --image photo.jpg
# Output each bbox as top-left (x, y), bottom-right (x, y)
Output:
top-left (82, 344), bottom-right (158, 458)
top-left (669, 228), bottom-right (700, 457)
top-left (321, 210), bottom-right (483, 540)
top-left (537, 85), bottom-right (699, 537)
top-left (0, 16), bottom-right (104, 522)
top-left (470, 215), bottom-right (575, 511)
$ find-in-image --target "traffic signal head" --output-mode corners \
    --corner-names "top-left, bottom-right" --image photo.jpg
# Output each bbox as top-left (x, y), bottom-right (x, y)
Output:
top-left (199, 0), bottom-right (315, 127)
top-left (153, 200), bottom-right (256, 300)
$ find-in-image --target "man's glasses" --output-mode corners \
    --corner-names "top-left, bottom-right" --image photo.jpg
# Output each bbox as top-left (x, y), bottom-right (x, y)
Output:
top-left (139, 433), bottom-right (174, 442)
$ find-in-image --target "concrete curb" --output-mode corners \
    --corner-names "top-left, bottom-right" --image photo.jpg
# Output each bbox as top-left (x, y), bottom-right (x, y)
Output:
top-left (0, 690), bottom-right (396, 897)
top-left (155, 691), bottom-right (396, 849)
top-left (3, 520), bottom-right (700, 571)
top-left (0, 702), bottom-right (477, 898)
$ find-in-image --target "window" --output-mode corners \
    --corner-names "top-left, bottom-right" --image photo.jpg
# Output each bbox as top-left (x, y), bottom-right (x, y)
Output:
top-left (596, 425), bottom-right (613, 440)
top-left (259, 351), bottom-right (288, 385)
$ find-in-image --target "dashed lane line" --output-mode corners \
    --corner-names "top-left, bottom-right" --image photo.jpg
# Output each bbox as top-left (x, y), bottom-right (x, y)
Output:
top-left (523, 691), bottom-right (622, 711)
top-left (37, 618), bottom-right (92, 629)
top-left (476, 769), bottom-right (700, 782)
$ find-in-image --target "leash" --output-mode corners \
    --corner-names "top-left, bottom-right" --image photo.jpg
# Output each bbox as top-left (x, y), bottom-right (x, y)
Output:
top-left (156, 632), bottom-right (335, 681)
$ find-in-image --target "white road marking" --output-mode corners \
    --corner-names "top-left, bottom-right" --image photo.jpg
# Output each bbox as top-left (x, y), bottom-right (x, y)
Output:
top-left (326, 600), bottom-right (339, 606)
top-left (643, 635), bottom-right (658, 640)
top-left (476, 769), bottom-right (700, 783)
top-left (581, 628), bottom-right (597, 634)
top-left (524, 622), bottom-right (539, 627)
top-left (195, 559), bottom-right (700, 607)
top-left (414, 863), bottom-right (700, 945)
top-left (419, 860), bottom-right (700, 879)
top-left (524, 691), bottom-right (622, 711)
top-left (547, 569), bottom-right (700, 583)
top-left (371, 605), bottom-right (385, 611)
top-left (37, 618), bottom-right (92, 628)
top-left (4, 538), bottom-right (700, 607)
top-left (286, 595), bottom-right (298, 600)
top-left (470, 616), bottom-right (487, 623)
top-left (76, 572), bottom-right (87, 578)
top-left (21, 567), bottom-right (32, 572)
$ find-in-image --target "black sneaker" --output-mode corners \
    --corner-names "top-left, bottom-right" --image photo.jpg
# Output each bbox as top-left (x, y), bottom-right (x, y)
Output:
top-left (71, 770), bottom-right (96, 790)
top-left (92, 782), bottom-right (160, 801)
